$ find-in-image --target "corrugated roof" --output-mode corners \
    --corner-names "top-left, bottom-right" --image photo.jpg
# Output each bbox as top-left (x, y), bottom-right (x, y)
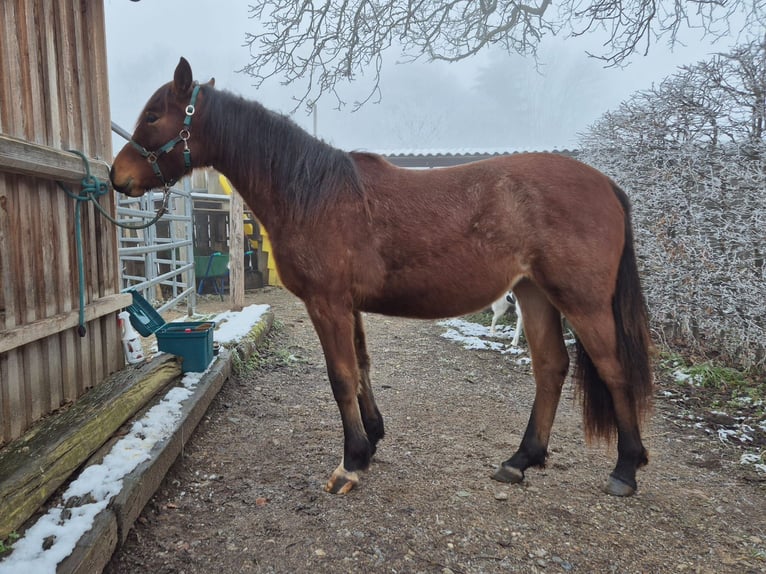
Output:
top-left (368, 148), bottom-right (579, 168)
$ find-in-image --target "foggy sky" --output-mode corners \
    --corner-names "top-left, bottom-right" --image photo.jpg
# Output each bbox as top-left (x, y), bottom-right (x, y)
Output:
top-left (105, 0), bottom-right (728, 155)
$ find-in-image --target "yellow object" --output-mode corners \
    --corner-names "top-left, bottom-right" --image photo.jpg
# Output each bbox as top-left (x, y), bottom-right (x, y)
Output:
top-left (259, 229), bottom-right (283, 287)
top-left (219, 173), bottom-right (234, 195)
top-left (219, 174), bottom-right (282, 286)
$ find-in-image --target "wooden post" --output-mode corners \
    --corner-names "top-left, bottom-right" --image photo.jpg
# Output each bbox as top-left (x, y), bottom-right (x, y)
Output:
top-left (207, 171), bottom-right (244, 310)
top-left (227, 181), bottom-right (244, 311)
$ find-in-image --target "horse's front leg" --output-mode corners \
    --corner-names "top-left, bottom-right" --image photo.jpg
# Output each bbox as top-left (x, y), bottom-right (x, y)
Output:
top-left (306, 302), bottom-right (371, 494)
top-left (353, 310), bottom-right (385, 452)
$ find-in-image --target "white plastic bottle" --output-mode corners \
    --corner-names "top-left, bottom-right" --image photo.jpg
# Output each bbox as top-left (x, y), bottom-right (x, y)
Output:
top-left (119, 311), bottom-right (145, 365)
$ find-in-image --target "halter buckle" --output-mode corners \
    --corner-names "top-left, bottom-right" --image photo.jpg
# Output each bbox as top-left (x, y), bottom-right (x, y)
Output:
top-left (146, 151), bottom-right (158, 164)
top-left (185, 104), bottom-right (196, 116)
top-left (179, 129), bottom-right (190, 151)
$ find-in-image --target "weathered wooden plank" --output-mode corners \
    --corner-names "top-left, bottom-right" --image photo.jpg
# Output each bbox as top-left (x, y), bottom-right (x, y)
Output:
top-left (39, 182), bottom-right (65, 411)
top-left (57, 510), bottom-right (118, 574)
top-left (0, 354), bottom-right (182, 539)
top-left (229, 186), bottom-right (245, 311)
top-left (41, 0), bottom-right (62, 149)
top-left (70, 2), bottom-right (91, 152)
top-left (0, 350), bottom-right (23, 443)
top-left (22, 0), bottom-right (45, 145)
top-left (0, 174), bottom-right (12, 330)
top-left (0, 353), bottom-right (5, 442)
top-left (60, 329), bottom-right (78, 403)
top-left (40, 183), bottom-right (59, 317)
top-left (4, 172), bottom-right (25, 337)
top-left (87, 1), bottom-right (111, 157)
top-left (19, 178), bottom-right (38, 324)
top-left (0, 352), bottom-right (10, 442)
top-left (25, 341), bottom-right (44, 424)
top-left (0, 3), bottom-right (10, 134)
top-left (90, 315), bottom-right (106, 389)
top-left (0, 134), bottom-right (111, 183)
top-left (55, 1), bottom-right (77, 150)
top-left (0, 292), bottom-right (131, 354)
top-left (0, 1), bottom-right (22, 137)
top-left (44, 335), bottom-right (63, 415)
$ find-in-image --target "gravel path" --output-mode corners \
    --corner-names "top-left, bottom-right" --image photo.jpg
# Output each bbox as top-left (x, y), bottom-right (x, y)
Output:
top-left (106, 287), bottom-right (765, 574)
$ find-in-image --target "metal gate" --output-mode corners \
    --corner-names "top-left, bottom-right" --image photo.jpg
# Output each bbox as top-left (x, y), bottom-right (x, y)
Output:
top-left (112, 123), bottom-right (196, 314)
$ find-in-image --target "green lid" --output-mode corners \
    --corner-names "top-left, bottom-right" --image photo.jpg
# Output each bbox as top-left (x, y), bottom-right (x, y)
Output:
top-left (125, 289), bottom-right (166, 336)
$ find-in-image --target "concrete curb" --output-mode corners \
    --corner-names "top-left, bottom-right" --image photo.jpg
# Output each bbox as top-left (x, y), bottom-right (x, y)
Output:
top-left (57, 310), bottom-right (274, 574)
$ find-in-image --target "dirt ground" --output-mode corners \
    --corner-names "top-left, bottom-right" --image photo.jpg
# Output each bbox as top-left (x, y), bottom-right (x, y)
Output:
top-left (105, 287), bottom-right (765, 574)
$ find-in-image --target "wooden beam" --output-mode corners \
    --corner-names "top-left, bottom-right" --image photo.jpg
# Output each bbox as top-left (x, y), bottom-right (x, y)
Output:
top-left (0, 133), bottom-right (111, 183)
top-left (0, 355), bottom-right (182, 539)
top-left (0, 293), bottom-right (131, 354)
top-left (227, 182), bottom-right (244, 311)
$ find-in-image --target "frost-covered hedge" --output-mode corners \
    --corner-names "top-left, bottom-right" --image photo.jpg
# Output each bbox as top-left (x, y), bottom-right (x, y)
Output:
top-left (579, 38), bottom-right (765, 369)
top-left (579, 143), bottom-right (765, 369)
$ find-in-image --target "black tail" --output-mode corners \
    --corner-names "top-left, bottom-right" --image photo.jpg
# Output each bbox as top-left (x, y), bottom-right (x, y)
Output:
top-left (576, 183), bottom-right (653, 441)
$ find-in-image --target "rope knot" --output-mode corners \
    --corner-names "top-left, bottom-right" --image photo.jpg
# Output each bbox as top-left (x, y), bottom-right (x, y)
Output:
top-left (57, 148), bottom-right (171, 337)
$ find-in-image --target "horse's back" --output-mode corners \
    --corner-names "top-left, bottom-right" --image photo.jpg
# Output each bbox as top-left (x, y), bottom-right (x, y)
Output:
top-left (347, 152), bottom-right (625, 319)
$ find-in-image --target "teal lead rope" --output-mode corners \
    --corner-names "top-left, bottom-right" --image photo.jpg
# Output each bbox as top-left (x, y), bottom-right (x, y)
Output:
top-left (57, 150), bottom-right (170, 336)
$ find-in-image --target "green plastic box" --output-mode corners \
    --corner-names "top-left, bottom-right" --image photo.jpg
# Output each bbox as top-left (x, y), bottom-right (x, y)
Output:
top-left (125, 289), bottom-right (215, 372)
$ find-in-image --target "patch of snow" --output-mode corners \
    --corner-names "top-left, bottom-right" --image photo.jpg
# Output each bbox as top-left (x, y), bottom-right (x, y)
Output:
top-left (211, 304), bottom-right (270, 344)
top-left (740, 453), bottom-right (766, 474)
top-left (437, 318), bottom-right (529, 361)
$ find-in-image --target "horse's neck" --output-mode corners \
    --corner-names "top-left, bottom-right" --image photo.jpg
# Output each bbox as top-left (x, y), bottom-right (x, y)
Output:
top-left (199, 89), bottom-right (361, 236)
top-left (200, 94), bottom-right (286, 231)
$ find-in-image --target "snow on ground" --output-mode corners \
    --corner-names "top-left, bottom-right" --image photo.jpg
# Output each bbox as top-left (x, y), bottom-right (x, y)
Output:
top-left (438, 317), bottom-right (561, 366)
top-left (0, 304), bottom-right (270, 574)
top-left (209, 304), bottom-right (270, 344)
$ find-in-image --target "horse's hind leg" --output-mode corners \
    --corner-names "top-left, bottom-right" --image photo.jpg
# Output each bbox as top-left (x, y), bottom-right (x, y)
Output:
top-left (305, 301), bottom-right (371, 494)
top-left (353, 310), bottom-right (385, 452)
top-left (493, 281), bottom-right (569, 484)
top-left (568, 310), bottom-right (649, 496)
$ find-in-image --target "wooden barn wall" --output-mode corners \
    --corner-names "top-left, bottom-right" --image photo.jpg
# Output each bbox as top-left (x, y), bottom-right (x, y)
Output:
top-left (0, 1), bottom-right (124, 444)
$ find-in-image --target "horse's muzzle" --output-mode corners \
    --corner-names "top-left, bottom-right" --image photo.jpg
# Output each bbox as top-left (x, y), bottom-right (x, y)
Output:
top-left (109, 166), bottom-right (135, 196)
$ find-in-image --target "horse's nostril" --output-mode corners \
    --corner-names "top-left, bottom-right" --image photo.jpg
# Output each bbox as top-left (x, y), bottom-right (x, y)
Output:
top-left (110, 175), bottom-right (129, 195)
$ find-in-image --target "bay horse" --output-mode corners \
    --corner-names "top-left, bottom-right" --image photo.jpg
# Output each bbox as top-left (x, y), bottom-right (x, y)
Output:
top-left (111, 58), bottom-right (653, 497)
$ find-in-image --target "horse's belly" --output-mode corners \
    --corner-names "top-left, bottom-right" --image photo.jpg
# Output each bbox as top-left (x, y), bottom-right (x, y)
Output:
top-left (359, 280), bottom-right (508, 320)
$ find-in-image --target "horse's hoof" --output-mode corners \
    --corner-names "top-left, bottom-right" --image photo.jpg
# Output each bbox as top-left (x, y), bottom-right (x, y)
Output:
top-left (324, 466), bottom-right (359, 494)
top-left (491, 464), bottom-right (524, 484)
top-left (603, 475), bottom-right (636, 497)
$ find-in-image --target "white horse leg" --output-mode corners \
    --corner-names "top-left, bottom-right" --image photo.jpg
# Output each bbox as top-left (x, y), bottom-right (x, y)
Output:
top-left (512, 300), bottom-right (523, 346)
top-left (490, 296), bottom-right (511, 336)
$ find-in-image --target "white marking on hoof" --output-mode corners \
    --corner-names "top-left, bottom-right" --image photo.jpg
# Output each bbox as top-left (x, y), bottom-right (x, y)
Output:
top-left (324, 462), bottom-right (360, 494)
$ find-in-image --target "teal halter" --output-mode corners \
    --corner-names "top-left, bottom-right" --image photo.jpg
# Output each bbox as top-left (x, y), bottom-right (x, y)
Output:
top-left (130, 83), bottom-right (201, 189)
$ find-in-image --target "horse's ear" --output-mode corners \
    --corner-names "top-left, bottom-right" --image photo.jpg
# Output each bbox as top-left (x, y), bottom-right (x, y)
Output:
top-left (173, 57), bottom-right (193, 96)
top-left (207, 77), bottom-right (215, 88)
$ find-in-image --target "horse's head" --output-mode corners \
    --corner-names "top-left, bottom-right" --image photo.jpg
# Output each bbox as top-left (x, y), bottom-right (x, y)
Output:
top-left (110, 57), bottom-right (214, 197)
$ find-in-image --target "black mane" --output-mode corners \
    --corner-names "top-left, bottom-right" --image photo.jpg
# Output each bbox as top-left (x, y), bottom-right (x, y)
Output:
top-left (203, 88), bottom-right (364, 219)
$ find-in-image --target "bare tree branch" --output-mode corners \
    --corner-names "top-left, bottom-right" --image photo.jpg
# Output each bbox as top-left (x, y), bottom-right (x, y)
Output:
top-left (241, 0), bottom-right (763, 110)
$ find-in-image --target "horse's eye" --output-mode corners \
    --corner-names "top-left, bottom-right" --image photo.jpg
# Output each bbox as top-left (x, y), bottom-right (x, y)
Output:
top-left (145, 112), bottom-right (159, 124)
